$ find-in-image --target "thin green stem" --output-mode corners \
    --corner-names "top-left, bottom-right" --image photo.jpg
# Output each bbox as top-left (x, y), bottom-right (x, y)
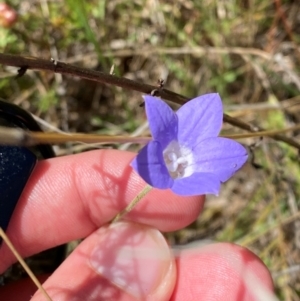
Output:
top-left (112, 185), bottom-right (153, 223)
top-left (0, 228), bottom-right (53, 301)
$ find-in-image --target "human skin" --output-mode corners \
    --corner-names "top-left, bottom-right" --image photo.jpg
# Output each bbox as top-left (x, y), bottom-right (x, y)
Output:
top-left (0, 150), bottom-right (274, 300)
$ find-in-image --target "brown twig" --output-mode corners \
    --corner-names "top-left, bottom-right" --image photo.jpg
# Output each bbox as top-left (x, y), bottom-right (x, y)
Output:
top-left (0, 53), bottom-right (300, 150)
top-left (0, 53), bottom-right (186, 103)
top-left (0, 126), bottom-right (151, 146)
top-left (274, 0), bottom-right (295, 43)
top-left (1, 123), bottom-right (300, 147)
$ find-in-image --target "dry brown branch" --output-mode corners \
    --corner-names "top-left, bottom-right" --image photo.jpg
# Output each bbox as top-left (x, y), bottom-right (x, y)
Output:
top-left (0, 53), bottom-right (300, 150)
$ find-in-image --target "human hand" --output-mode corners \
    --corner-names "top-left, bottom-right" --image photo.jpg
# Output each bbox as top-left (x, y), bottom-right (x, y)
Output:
top-left (0, 150), bottom-right (273, 300)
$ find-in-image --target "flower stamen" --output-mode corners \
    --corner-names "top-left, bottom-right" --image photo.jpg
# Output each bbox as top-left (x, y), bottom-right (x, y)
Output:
top-left (163, 140), bottom-right (194, 179)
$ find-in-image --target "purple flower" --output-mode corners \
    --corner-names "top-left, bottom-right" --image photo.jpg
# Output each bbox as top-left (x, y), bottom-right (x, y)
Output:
top-left (131, 93), bottom-right (248, 196)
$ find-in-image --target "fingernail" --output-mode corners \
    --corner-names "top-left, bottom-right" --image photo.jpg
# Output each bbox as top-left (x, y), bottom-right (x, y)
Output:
top-left (90, 222), bottom-right (172, 299)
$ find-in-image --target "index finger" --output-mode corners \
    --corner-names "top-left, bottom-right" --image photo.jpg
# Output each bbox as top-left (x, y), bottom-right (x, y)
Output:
top-left (0, 150), bottom-right (204, 271)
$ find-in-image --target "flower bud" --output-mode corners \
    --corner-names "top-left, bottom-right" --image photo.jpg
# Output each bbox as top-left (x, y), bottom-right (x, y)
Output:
top-left (0, 3), bottom-right (17, 28)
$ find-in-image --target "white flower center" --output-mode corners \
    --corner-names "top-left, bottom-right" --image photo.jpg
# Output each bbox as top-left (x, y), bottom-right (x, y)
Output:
top-left (163, 140), bottom-right (194, 179)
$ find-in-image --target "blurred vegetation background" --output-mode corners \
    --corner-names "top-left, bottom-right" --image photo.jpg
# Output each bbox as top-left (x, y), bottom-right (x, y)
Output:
top-left (0, 0), bottom-right (300, 300)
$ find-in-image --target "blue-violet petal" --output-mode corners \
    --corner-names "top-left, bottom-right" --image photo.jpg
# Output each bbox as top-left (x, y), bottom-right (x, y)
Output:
top-left (171, 172), bottom-right (221, 196)
top-left (191, 137), bottom-right (248, 182)
top-left (176, 93), bottom-right (223, 148)
top-left (143, 95), bottom-right (178, 149)
top-left (131, 141), bottom-right (173, 189)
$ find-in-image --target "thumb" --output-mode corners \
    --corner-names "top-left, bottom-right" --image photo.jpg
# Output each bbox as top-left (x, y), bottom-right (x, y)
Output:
top-left (32, 222), bottom-right (176, 301)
